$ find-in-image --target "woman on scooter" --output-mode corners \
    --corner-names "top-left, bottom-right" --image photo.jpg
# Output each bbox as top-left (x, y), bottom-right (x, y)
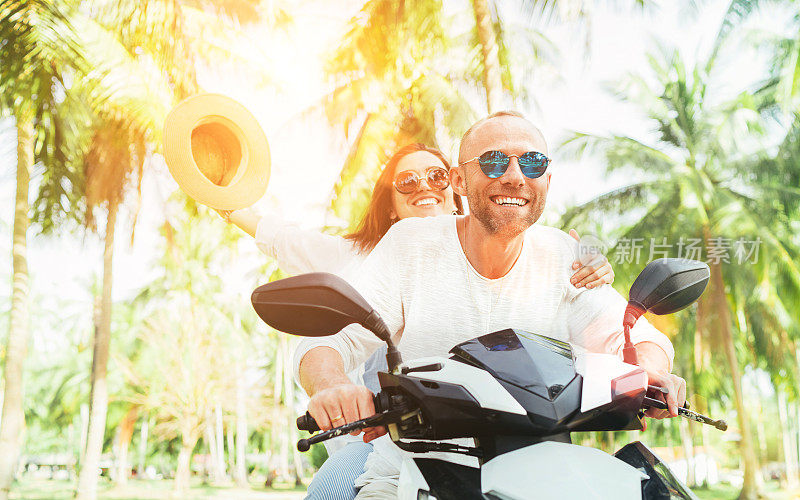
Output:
top-left (221, 143), bottom-right (615, 500)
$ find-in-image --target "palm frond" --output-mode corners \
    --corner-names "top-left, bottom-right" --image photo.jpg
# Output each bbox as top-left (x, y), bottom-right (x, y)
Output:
top-left (329, 112), bottom-right (401, 229)
top-left (722, 187), bottom-right (800, 282)
top-left (410, 74), bottom-right (478, 149)
top-left (559, 180), bottom-right (666, 233)
top-left (0, 0), bottom-right (87, 99)
top-left (596, 184), bottom-right (687, 283)
top-left (712, 0), bottom-right (771, 54)
top-left (516, 0), bottom-right (593, 31)
top-left (561, 132), bottom-right (677, 175)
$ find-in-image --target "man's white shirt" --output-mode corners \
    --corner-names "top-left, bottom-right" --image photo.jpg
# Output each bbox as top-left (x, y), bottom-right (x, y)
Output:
top-left (295, 215), bottom-right (673, 378)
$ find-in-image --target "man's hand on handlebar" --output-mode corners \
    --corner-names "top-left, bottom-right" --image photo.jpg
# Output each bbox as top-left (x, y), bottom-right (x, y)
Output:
top-left (633, 341), bottom-right (685, 420)
top-left (643, 370), bottom-right (686, 419)
top-left (307, 382), bottom-right (387, 442)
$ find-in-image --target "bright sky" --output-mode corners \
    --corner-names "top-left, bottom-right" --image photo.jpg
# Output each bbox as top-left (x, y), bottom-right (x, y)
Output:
top-left (0, 0), bottom-right (782, 310)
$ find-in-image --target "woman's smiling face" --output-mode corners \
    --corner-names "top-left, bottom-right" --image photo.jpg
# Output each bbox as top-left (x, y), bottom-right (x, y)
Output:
top-left (390, 151), bottom-right (458, 220)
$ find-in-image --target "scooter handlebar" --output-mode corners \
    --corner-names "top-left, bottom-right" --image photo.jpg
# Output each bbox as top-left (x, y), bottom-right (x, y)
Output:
top-left (296, 393), bottom-right (388, 434)
top-left (642, 396), bottom-right (727, 431)
top-left (297, 412), bottom-right (319, 433)
top-left (295, 410), bottom-right (402, 452)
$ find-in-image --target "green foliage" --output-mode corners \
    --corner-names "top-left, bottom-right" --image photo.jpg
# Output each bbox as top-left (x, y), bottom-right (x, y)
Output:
top-left (560, 35), bottom-right (800, 444)
top-left (22, 291), bottom-right (92, 457)
top-left (317, 0), bottom-right (564, 230)
top-left (121, 197), bottom-right (252, 444)
top-left (0, 0), bottom-right (93, 233)
top-left (315, 0), bottom-right (480, 229)
top-left (309, 443), bottom-right (328, 470)
top-left (715, 0), bottom-right (800, 115)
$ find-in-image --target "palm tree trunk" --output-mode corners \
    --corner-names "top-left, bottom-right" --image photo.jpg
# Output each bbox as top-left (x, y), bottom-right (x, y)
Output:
top-left (75, 201), bottom-right (118, 500)
top-left (80, 404), bottom-right (90, 461)
top-left (700, 421), bottom-right (712, 487)
top-left (679, 419), bottom-right (696, 487)
top-left (755, 412), bottom-right (768, 463)
top-left (777, 390), bottom-right (799, 488)
top-left (226, 423), bottom-right (235, 479)
top-left (0, 113), bottom-right (34, 500)
top-left (214, 404), bottom-right (227, 481)
top-left (205, 411), bottom-right (219, 482)
top-left (472, 0), bottom-right (503, 113)
top-left (114, 406), bottom-right (138, 485)
top-left (137, 415), bottom-right (149, 476)
top-left (277, 336), bottom-right (290, 480)
top-left (234, 376), bottom-right (248, 488)
top-left (793, 401), bottom-right (800, 486)
top-left (705, 252), bottom-right (761, 499)
top-left (796, 349), bottom-right (800, 480)
top-left (174, 433), bottom-right (197, 494)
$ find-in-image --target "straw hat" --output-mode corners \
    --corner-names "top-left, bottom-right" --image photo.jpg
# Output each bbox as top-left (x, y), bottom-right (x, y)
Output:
top-left (163, 93), bottom-right (270, 210)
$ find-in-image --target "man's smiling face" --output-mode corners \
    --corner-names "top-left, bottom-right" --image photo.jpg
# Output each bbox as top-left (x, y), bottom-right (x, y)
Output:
top-left (456, 115), bottom-right (551, 237)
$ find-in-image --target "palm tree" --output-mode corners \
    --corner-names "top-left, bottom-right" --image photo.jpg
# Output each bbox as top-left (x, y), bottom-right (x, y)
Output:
top-left (0, 1), bottom-right (88, 497)
top-left (733, 119), bottom-right (800, 487)
top-left (0, 4), bottom-right (163, 498)
top-left (75, 118), bottom-right (153, 500)
top-left (118, 198), bottom-right (254, 493)
top-left (713, 1), bottom-right (800, 487)
top-left (54, 19), bottom-right (173, 498)
top-left (0, 110), bottom-right (33, 500)
top-left (715, 0), bottom-right (800, 113)
top-left (470, 0), bottom-right (576, 113)
top-left (714, 0), bottom-right (800, 218)
top-left (315, 0), bottom-right (479, 228)
top-left (318, 0), bottom-right (555, 227)
top-left (322, 0), bottom-right (657, 227)
top-left (560, 45), bottom-right (800, 499)
top-left (472, 0), bottom-right (504, 112)
top-left (64, 1), bottom-right (282, 495)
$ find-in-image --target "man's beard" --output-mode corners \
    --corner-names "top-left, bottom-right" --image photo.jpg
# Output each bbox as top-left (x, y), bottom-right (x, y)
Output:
top-left (465, 177), bottom-right (546, 237)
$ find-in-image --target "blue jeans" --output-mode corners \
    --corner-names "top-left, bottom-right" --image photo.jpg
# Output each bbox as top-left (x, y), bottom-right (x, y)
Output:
top-left (305, 441), bottom-right (374, 500)
top-left (362, 345), bottom-right (387, 394)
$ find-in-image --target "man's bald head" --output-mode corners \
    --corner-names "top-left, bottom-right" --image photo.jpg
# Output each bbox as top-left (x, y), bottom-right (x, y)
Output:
top-left (450, 110), bottom-right (552, 237)
top-left (458, 111), bottom-right (548, 164)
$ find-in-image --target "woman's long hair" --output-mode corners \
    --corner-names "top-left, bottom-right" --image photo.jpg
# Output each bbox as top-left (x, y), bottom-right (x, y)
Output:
top-left (345, 143), bottom-right (464, 254)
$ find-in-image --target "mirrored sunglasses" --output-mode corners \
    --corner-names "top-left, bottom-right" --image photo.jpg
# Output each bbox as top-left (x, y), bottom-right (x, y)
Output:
top-left (393, 167), bottom-right (450, 194)
top-left (460, 150), bottom-right (550, 179)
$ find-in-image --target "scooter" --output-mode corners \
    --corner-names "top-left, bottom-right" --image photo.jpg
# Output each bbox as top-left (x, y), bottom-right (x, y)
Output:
top-left (251, 258), bottom-right (727, 500)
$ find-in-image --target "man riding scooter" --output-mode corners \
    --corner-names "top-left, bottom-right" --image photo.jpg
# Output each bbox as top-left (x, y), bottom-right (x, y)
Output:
top-left (295, 111), bottom-right (685, 498)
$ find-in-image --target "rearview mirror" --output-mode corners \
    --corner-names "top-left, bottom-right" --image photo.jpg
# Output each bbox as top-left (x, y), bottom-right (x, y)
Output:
top-left (251, 272), bottom-right (381, 337)
top-left (251, 273), bottom-right (372, 337)
top-left (628, 258), bottom-right (710, 315)
top-left (251, 272), bottom-right (401, 371)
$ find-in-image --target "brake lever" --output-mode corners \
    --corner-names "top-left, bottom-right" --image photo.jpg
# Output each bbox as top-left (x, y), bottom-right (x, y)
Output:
top-left (647, 385), bottom-right (690, 409)
top-left (296, 410), bottom-right (406, 452)
top-left (642, 396), bottom-right (727, 431)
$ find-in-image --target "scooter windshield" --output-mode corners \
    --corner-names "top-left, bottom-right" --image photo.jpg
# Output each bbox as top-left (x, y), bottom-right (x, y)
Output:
top-left (450, 329), bottom-right (576, 402)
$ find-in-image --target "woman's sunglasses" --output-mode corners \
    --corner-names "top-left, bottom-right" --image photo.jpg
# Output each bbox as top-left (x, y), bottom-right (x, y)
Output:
top-left (393, 167), bottom-right (450, 194)
top-left (459, 150), bottom-right (550, 179)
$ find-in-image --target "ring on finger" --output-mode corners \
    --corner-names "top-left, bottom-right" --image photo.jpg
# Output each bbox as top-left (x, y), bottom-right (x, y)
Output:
top-left (331, 414), bottom-right (344, 422)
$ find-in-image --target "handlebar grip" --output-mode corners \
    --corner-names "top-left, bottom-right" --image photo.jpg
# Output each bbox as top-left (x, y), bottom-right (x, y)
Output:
top-left (297, 412), bottom-right (320, 433)
top-left (296, 393), bottom-right (386, 433)
top-left (297, 438), bottom-right (312, 452)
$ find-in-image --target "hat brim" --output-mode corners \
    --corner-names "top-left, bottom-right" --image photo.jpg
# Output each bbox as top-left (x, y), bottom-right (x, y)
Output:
top-left (163, 93), bottom-right (270, 210)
